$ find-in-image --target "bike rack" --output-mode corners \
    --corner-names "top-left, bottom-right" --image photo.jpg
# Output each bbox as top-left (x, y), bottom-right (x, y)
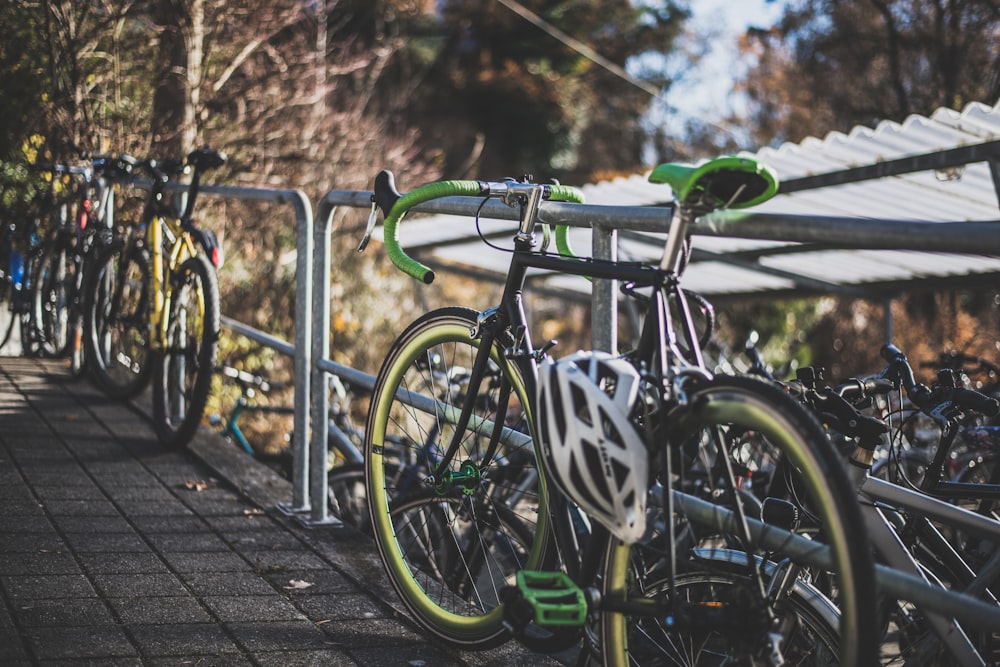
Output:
top-left (119, 178), bottom-right (1000, 632)
top-left (148, 181), bottom-right (319, 521)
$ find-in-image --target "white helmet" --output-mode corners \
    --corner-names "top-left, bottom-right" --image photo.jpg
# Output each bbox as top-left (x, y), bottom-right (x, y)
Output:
top-left (537, 351), bottom-right (648, 544)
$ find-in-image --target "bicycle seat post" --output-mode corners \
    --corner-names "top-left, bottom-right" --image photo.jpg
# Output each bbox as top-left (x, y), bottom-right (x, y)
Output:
top-left (659, 203), bottom-right (693, 273)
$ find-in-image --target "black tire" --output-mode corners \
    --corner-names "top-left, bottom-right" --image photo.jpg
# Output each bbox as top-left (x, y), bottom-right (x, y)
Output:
top-left (327, 462), bottom-right (369, 532)
top-left (31, 242), bottom-right (74, 358)
top-left (152, 253), bottom-right (219, 448)
top-left (82, 241), bottom-right (152, 398)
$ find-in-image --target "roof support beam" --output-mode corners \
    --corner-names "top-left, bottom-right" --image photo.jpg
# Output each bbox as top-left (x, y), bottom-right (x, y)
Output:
top-left (779, 139), bottom-right (1000, 203)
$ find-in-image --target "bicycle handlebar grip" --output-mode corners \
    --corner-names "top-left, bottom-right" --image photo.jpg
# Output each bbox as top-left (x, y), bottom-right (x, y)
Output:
top-left (816, 388), bottom-right (889, 439)
top-left (382, 179), bottom-right (487, 283)
top-left (379, 176), bottom-right (585, 282)
top-left (948, 388), bottom-right (1000, 417)
top-left (836, 376), bottom-right (895, 400)
top-left (545, 184), bottom-right (586, 205)
top-left (881, 343), bottom-right (918, 389)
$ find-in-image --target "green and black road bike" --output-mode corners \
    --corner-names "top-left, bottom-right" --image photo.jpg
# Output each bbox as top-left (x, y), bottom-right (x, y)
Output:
top-left (359, 158), bottom-right (879, 665)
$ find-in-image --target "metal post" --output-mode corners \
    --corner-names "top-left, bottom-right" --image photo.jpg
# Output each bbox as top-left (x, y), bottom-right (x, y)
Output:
top-left (591, 225), bottom-right (617, 352)
top-left (302, 197), bottom-right (339, 526)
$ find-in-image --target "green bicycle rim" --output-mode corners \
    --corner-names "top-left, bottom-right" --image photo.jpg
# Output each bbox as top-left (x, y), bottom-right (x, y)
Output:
top-left (367, 311), bottom-right (550, 646)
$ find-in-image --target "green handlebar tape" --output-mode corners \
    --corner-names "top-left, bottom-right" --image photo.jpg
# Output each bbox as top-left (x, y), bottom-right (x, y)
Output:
top-left (383, 180), bottom-right (486, 283)
top-left (546, 184), bottom-right (585, 205)
top-left (546, 185), bottom-right (584, 259)
top-left (383, 180), bottom-right (585, 283)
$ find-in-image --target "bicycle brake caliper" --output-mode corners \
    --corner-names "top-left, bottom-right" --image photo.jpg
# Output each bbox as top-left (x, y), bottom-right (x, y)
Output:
top-left (470, 306), bottom-right (499, 340)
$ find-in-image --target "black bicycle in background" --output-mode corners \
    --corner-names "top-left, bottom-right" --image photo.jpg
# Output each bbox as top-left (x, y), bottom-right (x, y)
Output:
top-left (28, 153), bottom-right (137, 374)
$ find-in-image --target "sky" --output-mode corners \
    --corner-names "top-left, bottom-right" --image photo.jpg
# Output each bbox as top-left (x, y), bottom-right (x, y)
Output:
top-left (661, 0), bottom-right (787, 139)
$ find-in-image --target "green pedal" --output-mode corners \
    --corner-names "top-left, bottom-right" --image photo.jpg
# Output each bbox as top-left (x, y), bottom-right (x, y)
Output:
top-left (515, 570), bottom-right (587, 627)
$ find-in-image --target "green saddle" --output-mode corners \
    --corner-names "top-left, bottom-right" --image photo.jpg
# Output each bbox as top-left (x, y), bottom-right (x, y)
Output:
top-left (649, 155), bottom-right (779, 209)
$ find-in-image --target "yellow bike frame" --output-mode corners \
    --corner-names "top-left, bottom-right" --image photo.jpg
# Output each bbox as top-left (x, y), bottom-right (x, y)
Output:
top-left (147, 212), bottom-right (203, 351)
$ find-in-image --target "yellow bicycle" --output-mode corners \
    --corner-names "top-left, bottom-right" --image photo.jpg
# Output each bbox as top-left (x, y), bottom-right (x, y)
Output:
top-left (83, 147), bottom-right (226, 448)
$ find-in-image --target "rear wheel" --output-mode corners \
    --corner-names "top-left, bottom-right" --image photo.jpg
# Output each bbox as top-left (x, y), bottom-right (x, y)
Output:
top-left (32, 243), bottom-right (74, 358)
top-left (152, 253), bottom-right (219, 448)
top-left (599, 374), bottom-right (878, 666)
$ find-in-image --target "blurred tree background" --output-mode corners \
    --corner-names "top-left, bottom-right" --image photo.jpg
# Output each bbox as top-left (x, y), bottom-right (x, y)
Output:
top-left (0, 0), bottom-right (997, 400)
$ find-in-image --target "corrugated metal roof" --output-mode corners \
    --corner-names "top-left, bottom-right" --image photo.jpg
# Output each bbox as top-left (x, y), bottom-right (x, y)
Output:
top-left (393, 100), bottom-right (1000, 302)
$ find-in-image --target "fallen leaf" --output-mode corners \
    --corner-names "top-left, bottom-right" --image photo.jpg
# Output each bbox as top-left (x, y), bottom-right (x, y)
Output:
top-left (284, 579), bottom-right (314, 590)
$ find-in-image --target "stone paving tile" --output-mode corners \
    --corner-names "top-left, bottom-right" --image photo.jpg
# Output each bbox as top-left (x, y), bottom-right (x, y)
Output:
top-left (108, 595), bottom-right (214, 625)
top-left (63, 532), bottom-right (151, 553)
top-left (221, 528), bottom-right (307, 551)
top-left (294, 593), bottom-right (384, 621)
top-left (115, 498), bottom-right (196, 518)
top-left (43, 498), bottom-right (123, 517)
top-left (181, 570), bottom-right (279, 597)
top-left (348, 644), bottom-right (464, 666)
top-left (0, 498), bottom-right (48, 517)
top-left (0, 514), bottom-right (58, 534)
top-left (102, 486), bottom-right (178, 502)
top-left (0, 482), bottom-right (34, 501)
top-left (78, 551), bottom-right (172, 575)
top-left (241, 549), bottom-right (331, 573)
top-left (51, 515), bottom-right (137, 534)
top-left (13, 597), bottom-right (117, 627)
top-left (127, 515), bottom-right (213, 534)
top-left (23, 625), bottom-right (138, 660)
top-left (147, 656), bottom-right (253, 667)
top-left (145, 531), bottom-right (231, 553)
top-left (160, 550), bottom-right (252, 574)
top-left (1, 573), bottom-right (98, 600)
top-left (91, 572), bottom-right (191, 598)
top-left (128, 622), bottom-right (240, 656)
top-left (0, 532), bottom-right (66, 553)
top-left (255, 651), bottom-right (359, 666)
top-left (318, 617), bottom-right (426, 649)
top-left (32, 483), bottom-right (108, 501)
top-left (261, 568), bottom-right (361, 596)
top-left (0, 550), bottom-right (83, 576)
top-left (204, 594), bottom-right (308, 623)
top-left (226, 620), bottom-right (330, 652)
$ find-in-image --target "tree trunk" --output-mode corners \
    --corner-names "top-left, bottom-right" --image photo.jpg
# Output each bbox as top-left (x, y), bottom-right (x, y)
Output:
top-left (150, 0), bottom-right (202, 157)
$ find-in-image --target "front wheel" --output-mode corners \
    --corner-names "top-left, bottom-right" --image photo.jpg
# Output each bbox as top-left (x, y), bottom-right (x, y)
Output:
top-left (152, 253), bottom-right (219, 448)
top-left (599, 374), bottom-right (878, 666)
top-left (82, 241), bottom-right (152, 398)
top-left (364, 307), bottom-right (549, 650)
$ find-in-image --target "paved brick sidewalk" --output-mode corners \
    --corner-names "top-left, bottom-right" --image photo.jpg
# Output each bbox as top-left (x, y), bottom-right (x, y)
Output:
top-left (0, 358), bottom-right (548, 666)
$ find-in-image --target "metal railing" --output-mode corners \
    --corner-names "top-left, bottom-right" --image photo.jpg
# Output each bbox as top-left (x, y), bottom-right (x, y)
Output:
top-left (302, 189), bottom-right (1000, 528)
top-left (145, 178), bottom-right (1000, 529)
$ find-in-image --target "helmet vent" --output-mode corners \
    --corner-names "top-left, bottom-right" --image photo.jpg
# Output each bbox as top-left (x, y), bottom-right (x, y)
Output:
top-left (571, 384), bottom-right (592, 426)
top-left (572, 448), bottom-right (605, 511)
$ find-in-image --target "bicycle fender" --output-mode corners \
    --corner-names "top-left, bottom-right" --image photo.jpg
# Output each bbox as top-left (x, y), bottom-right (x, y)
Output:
top-left (190, 228), bottom-right (224, 268)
